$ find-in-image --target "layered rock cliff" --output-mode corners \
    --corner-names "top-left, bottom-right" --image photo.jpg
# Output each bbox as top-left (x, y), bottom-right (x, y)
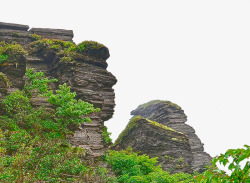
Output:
top-left (112, 116), bottom-right (194, 174)
top-left (113, 100), bottom-right (212, 173)
top-left (0, 22), bottom-right (116, 158)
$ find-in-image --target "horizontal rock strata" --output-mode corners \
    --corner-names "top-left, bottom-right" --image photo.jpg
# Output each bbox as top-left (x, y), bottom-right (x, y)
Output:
top-left (0, 22), bottom-right (116, 158)
top-left (130, 100), bottom-right (212, 173)
top-left (112, 116), bottom-right (193, 174)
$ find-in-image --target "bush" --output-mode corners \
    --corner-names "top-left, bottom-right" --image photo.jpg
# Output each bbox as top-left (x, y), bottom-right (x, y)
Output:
top-left (103, 147), bottom-right (194, 183)
top-left (195, 145), bottom-right (250, 183)
top-left (0, 69), bottom-right (104, 182)
top-left (0, 43), bottom-right (27, 64)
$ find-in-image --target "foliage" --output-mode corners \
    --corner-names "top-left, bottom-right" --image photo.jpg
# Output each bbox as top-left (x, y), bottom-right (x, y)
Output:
top-left (30, 33), bottom-right (42, 41)
top-left (46, 83), bottom-right (99, 125)
top-left (0, 42), bottom-right (27, 64)
top-left (29, 38), bottom-right (110, 64)
top-left (0, 69), bottom-right (106, 182)
top-left (200, 147), bottom-right (250, 183)
top-left (0, 54), bottom-right (7, 64)
top-left (77, 40), bottom-right (110, 60)
top-left (0, 72), bottom-right (10, 86)
top-left (104, 147), bottom-right (195, 183)
top-left (195, 145), bottom-right (250, 183)
top-left (29, 38), bottom-right (76, 60)
top-left (24, 68), bottom-right (58, 97)
top-left (2, 90), bottom-right (31, 116)
top-left (102, 126), bottom-right (112, 145)
top-left (114, 116), bottom-right (142, 146)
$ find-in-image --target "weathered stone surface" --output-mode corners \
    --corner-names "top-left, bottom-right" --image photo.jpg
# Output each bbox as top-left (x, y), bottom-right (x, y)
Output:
top-left (112, 116), bottom-right (193, 174)
top-left (0, 22), bottom-right (74, 47)
top-left (130, 100), bottom-right (212, 173)
top-left (0, 22), bottom-right (29, 31)
top-left (51, 56), bottom-right (116, 156)
top-left (0, 22), bottom-right (116, 158)
top-left (30, 28), bottom-right (74, 41)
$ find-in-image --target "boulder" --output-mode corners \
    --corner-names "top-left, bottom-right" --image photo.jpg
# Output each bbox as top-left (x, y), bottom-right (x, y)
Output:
top-left (130, 100), bottom-right (212, 173)
top-left (112, 116), bottom-right (194, 174)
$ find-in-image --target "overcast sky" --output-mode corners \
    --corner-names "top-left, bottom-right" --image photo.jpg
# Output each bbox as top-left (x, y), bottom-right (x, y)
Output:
top-left (1, 0), bottom-right (250, 158)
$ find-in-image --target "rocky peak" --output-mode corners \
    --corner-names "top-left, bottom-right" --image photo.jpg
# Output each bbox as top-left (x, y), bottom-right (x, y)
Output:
top-left (115, 100), bottom-right (212, 173)
top-left (112, 116), bottom-right (194, 174)
top-left (0, 22), bottom-right (117, 158)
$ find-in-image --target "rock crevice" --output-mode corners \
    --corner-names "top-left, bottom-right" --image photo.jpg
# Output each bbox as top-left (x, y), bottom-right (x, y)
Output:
top-left (114, 100), bottom-right (212, 173)
top-left (0, 22), bottom-right (116, 158)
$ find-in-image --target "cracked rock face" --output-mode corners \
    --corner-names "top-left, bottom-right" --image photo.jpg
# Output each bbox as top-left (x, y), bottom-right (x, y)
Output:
top-left (130, 100), bottom-right (212, 173)
top-left (0, 22), bottom-right (116, 158)
top-left (112, 116), bottom-right (194, 174)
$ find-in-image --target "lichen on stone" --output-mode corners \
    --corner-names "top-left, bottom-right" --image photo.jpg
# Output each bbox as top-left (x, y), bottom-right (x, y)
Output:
top-left (146, 118), bottom-right (176, 132)
top-left (30, 34), bottom-right (42, 41)
top-left (29, 38), bottom-right (76, 59)
top-left (114, 116), bottom-right (181, 146)
top-left (113, 116), bottom-right (142, 146)
top-left (77, 41), bottom-right (109, 60)
top-left (137, 100), bottom-right (181, 110)
top-left (0, 42), bottom-right (27, 64)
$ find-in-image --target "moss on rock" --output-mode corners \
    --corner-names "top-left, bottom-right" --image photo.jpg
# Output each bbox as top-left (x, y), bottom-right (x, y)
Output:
top-left (114, 116), bottom-right (181, 146)
top-left (137, 100), bottom-right (181, 110)
top-left (76, 41), bottom-right (110, 60)
top-left (0, 42), bottom-right (27, 64)
top-left (0, 72), bottom-right (10, 85)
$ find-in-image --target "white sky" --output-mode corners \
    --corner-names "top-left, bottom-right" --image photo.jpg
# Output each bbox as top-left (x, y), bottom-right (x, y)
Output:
top-left (1, 0), bottom-right (250, 158)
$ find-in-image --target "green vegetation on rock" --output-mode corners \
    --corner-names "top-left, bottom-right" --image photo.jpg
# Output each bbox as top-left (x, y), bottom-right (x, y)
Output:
top-left (77, 41), bottom-right (110, 60)
top-left (114, 116), bottom-right (142, 146)
top-left (195, 145), bottom-right (250, 183)
top-left (0, 72), bottom-right (10, 86)
top-left (114, 116), bottom-right (180, 146)
top-left (29, 38), bottom-right (109, 63)
top-left (104, 147), bottom-right (194, 183)
top-left (137, 100), bottom-right (181, 110)
top-left (0, 42), bottom-right (27, 64)
top-left (102, 126), bottom-right (112, 145)
top-left (0, 69), bottom-right (105, 182)
top-left (147, 118), bottom-right (176, 132)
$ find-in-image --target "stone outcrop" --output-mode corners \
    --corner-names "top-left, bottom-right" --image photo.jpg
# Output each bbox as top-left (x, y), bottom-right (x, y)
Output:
top-left (29, 28), bottom-right (73, 42)
top-left (0, 22), bottom-right (116, 158)
top-left (114, 100), bottom-right (212, 173)
top-left (0, 22), bottom-right (31, 48)
top-left (112, 116), bottom-right (194, 174)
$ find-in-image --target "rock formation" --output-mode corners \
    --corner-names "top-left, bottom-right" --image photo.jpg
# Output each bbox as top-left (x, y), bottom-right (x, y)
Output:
top-left (0, 22), bottom-right (116, 158)
top-left (112, 116), bottom-right (194, 174)
top-left (113, 100), bottom-right (212, 173)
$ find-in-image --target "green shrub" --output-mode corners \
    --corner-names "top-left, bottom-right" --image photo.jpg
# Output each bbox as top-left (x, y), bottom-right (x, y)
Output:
top-left (104, 147), bottom-right (194, 183)
top-left (102, 126), bottom-right (112, 144)
top-left (30, 33), bottom-right (42, 41)
top-left (2, 90), bottom-right (31, 116)
top-left (0, 54), bottom-right (7, 64)
top-left (0, 72), bottom-right (10, 86)
top-left (0, 43), bottom-right (27, 64)
top-left (29, 38), bottom-right (76, 59)
top-left (195, 145), bottom-right (250, 183)
top-left (0, 69), bottom-right (104, 182)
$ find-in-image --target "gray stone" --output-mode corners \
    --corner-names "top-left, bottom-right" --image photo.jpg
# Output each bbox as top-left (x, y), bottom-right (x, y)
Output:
top-left (112, 117), bottom-right (194, 174)
top-left (0, 22), bottom-right (29, 31)
top-left (118, 100), bottom-right (212, 173)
